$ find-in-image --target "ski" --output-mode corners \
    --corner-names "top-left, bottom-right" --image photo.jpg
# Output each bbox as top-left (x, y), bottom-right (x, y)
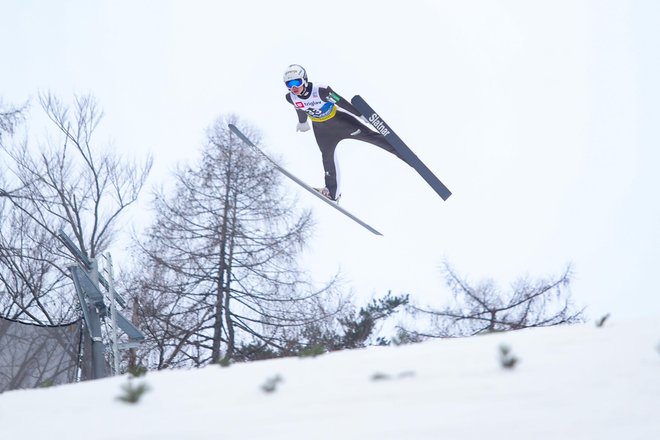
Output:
top-left (228, 124), bottom-right (383, 236)
top-left (351, 95), bottom-right (452, 201)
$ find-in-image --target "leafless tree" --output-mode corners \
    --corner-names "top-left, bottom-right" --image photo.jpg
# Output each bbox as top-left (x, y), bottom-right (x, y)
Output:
top-left (130, 116), bottom-right (346, 368)
top-left (0, 201), bottom-right (73, 323)
top-left (406, 261), bottom-right (585, 338)
top-left (0, 99), bottom-right (26, 140)
top-left (0, 93), bottom-right (153, 323)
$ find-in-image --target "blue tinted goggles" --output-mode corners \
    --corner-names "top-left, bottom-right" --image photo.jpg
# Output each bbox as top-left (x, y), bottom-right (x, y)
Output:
top-left (285, 78), bottom-right (304, 89)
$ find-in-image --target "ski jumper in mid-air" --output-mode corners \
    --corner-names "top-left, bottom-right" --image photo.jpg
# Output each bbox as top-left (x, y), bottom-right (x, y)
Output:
top-left (283, 64), bottom-right (406, 201)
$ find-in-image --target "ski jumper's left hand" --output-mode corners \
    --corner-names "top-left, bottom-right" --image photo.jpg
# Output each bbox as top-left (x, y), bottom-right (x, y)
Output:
top-left (296, 121), bottom-right (310, 132)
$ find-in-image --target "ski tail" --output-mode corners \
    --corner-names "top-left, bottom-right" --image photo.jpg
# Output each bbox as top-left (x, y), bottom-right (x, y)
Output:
top-left (351, 95), bottom-right (452, 201)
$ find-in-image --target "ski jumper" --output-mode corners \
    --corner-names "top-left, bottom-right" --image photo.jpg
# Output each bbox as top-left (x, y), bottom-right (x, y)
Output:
top-left (286, 83), bottom-right (403, 199)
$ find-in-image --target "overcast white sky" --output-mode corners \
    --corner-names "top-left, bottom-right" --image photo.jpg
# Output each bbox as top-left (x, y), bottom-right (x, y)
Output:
top-left (2, 0), bottom-right (659, 320)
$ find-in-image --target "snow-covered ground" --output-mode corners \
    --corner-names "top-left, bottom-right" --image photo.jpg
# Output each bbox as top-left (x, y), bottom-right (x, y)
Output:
top-left (1, 317), bottom-right (658, 440)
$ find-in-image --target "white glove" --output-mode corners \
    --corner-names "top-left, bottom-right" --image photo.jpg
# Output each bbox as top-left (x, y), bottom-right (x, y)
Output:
top-left (296, 120), bottom-right (311, 132)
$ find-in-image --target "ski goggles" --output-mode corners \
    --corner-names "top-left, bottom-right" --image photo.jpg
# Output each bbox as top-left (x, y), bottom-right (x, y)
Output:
top-left (285, 78), bottom-right (304, 89)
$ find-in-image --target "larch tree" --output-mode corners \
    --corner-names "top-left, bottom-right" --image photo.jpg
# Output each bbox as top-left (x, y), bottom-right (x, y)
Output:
top-left (131, 116), bottom-right (345, 368)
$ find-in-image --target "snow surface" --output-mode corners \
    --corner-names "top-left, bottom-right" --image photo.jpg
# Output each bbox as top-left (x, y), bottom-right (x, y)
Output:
top-left (1, 317), bottom-right (658, 440)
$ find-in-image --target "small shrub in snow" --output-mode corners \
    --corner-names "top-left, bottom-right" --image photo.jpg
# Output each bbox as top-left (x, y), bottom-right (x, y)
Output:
top-left (499, 344), bottom-right (519, 369)
top-left (299, 345), bottom-right (326, 358)
top-left (261, 375), bottom-right (283, 394)
top-left (595, 314), bottom-right (611, 328)
top-left (38, 378), bottom-right (55, 388)
top-left (117, 379), bottom-right (150, 404)
top-left (391, 328), bottom-right (425, 346)
top-left (371, 372), bottom-right (391, 381)
top-left (371, 371), bottom-right (416, 381)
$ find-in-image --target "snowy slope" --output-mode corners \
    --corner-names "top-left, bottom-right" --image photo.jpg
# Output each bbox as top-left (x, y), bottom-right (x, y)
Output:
top-left (1, 317), bottom-right (658, 440)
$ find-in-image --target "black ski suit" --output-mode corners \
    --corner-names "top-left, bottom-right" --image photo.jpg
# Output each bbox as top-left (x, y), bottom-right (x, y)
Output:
top-left (286, 83), bottom-right (403, 199)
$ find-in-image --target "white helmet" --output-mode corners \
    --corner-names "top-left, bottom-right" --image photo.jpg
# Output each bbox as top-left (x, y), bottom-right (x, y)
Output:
top-left (283, 64), bottom-right (308, 87)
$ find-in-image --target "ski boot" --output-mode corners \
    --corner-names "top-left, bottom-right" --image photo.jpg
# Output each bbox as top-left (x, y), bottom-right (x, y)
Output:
top-left (314, 187), bottom-right (341, 202)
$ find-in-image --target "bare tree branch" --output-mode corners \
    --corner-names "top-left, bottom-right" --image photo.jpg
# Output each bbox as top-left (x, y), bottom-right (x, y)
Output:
top-left (409, 261), bottom-right (585, 337)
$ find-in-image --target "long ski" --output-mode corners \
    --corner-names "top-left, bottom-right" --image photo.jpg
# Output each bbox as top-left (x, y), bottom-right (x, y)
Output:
top-left (228, 124), bottom-right (383, 236)
top-left (351, 95), bottom-right (452, 201)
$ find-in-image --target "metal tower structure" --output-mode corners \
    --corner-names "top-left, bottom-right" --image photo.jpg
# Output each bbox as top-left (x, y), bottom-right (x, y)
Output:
top-left (58, 230), bottom-right (144, 379)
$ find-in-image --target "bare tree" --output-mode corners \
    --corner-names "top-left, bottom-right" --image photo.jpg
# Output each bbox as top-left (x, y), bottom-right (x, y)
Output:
top-left (131, 116), bottom-right (346, 368)
top-left (0, 99), bottom-right (26, 140)
top-left (407, 261), bottom-right (585, 338)
top-left (0, 93), bottom-right (153, 323)
top-left (0, 202), bottom-right (73, 323)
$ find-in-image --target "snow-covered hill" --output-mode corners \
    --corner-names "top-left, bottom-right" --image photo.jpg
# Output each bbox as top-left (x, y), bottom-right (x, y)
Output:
top-left (1, 317), bottom-right (658, 440)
